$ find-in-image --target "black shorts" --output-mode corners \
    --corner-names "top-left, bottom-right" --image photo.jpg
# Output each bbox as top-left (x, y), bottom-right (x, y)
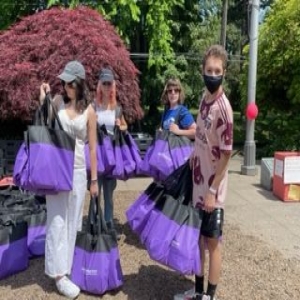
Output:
top-left (200, 208), bottom-right (224, 238)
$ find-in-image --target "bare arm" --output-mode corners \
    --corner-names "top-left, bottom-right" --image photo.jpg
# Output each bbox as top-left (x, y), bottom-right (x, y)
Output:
top-left (39, 83), bottom-right (62, 123)
top-left (204, 150), bottom-right (231, 212)
top-left (169, 122), bottom-right (196, 139)
top-left (210, 150), bottom-right (231, 190)
top-left (87, 104), bottom-right (99, 196)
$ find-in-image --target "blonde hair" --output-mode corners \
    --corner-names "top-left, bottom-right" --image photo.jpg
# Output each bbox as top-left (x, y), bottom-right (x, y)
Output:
top-left (161, 78), bottom-right (185, 107)
top-left (96, 80), bottom-right (117, 109)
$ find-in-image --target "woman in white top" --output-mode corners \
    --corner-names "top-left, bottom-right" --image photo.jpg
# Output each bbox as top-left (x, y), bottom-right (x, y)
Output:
top-left (39, 61), bottom-right (98, 299)
top-left (93, 67), bottom-right (127, 239)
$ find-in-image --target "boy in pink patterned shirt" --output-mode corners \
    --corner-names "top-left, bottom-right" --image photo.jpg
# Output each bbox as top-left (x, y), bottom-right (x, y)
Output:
top-left (174, 45), bottom-right (233, 300)
top-left (193, 81), bottom-right (233, 210)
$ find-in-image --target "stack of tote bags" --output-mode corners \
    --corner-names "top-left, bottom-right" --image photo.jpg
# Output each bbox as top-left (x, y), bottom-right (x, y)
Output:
top-left (126, 162), bottom-right (203, 276)
top-left (0, 186), bottom-right (46, 280)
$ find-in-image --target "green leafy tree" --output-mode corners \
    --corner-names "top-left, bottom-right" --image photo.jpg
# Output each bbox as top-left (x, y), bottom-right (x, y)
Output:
top-left (47, 0), bottom-right (183, 71)
top-left (224, 0), bottom-right (275, 114)
top-left (239, 0), bottom-right (300, 155)
top-left (141, 0), bottom-right (224, 133)
top-left (241, 0), bottom-right (300, 110)
top-left (0, 0), bottom-right (46, 30)
top-left (164, 1), bottom-right (222, 88)
top-left (47, 0), bottom-right (140, 45)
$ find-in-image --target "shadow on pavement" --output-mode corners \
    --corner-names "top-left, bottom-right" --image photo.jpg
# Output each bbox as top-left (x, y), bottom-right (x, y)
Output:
top-left (0, 256), bottom-right (57, 294)
top-left (119, 221), bottom-right (145, 250)
top-left (122, 264), bottom-right (193, 300)
top-left (252, 184), bottom-right (283, 202)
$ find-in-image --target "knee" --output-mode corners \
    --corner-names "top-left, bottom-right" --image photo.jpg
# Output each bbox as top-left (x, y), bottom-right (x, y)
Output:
top-left (206, 238), bottom-right (221, 254)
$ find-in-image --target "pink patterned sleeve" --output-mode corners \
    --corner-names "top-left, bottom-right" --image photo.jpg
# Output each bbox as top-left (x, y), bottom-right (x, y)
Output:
top-left (216, 97), bottom-right (233, 151)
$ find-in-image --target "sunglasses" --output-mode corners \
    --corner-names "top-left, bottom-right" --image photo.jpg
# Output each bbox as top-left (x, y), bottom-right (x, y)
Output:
top-left (167, 88), bottom-right (180, 94)
top-left (62, 81), bottom-right (75, 88)
top-left (102, 81), bottom-right (112, 86)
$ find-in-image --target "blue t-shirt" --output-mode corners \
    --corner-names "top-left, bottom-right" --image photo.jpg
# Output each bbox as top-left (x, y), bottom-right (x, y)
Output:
top-left (161, 105), bottom-right (194, 130)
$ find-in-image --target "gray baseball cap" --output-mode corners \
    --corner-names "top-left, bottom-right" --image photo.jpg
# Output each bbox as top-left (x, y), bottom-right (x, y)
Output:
top-left (99, 68), bottom-right (114, 82)
top-left (58, 60), bottom-right (86, 82)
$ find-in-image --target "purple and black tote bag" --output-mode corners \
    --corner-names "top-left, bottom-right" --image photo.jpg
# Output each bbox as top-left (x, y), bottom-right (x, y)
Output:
top-left (126, 163), bottom-right (190, 236)
top-left (139, 130), bottom-right (193, 181)
top-left (111, 128), bottom-right (125, 180)
top-left (123, 132), bottom-right (142, 173)
top-left (71, 196), bottom-right (123, 295)
top-left (168, 133), bottom-right (194, 169)
top-left (25, 207), bottom-right (46, 257)
top-left (126, 182), bottom-right (165, 236)
top-left (85, 142), bottom-right (105, 174)
top-left (137, 139), bottom-right (160, 180)
top-left (13, 142), bottom-right (28, 188)
top-left (136, 163), bottom-right (203, 275)
top-left (0, 219), bottom-right (28, 279)
top-left (25, 125), bottom-right (75, 193)
top-left (148, 130), bottom-right (174, 180)
top-left (0, 189), bottom-right (46, 257)
top-left (99, 125), bottom-right (116, 176)
top-left (85, 125), bottom-right (116, 175)
top-left (141, 193), bottom-right (202, 275)
top-left (13, 107), bottom-right (45, 189)
top-left (110, 127), bottom-right (137, 180)
top-left (26, 195), bottom-right (47, 257)
top-left (118, 130), bottom-right (136, 180)
top-left (13, 95), bottom-right (76, 194)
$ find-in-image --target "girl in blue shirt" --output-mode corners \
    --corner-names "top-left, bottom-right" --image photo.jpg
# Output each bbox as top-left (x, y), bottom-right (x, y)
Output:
top-left (160, 78), bottom-right (196, 139)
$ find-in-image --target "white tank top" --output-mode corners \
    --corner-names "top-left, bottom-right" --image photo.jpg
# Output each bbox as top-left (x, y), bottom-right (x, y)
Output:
top-left (94, 104), bottom-right (116, 135)
top-left (57, 108), bottom-right (88, 169)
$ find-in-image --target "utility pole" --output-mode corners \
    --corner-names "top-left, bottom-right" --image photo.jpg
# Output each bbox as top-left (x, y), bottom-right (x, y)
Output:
top-left (241, 0), bottom-right (260, 176)
top-left (220, 0), bottom-right (228, 47)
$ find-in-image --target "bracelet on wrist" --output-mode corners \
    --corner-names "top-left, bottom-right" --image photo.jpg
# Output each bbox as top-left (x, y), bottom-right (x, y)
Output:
top-left (91, 179), bottom-right (98, 184)
top-left (209, 186), bottom-right (217, 195)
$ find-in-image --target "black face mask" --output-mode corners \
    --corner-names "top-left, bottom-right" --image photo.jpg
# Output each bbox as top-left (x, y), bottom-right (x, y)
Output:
top-left (203, 75), bottom-right (223, 94)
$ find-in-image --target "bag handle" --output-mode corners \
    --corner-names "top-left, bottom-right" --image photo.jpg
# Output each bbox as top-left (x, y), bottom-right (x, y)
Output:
top-left (33, 106), bottom-right (46, 126)
top-left (163, 161), bottom-right (193, 205)
top-left (98, 203), bottom-right (109, 234)
top-left (115, 105), bottom-right (123, 119)
top-left (44, 93), bottom-right (64, 131)
top-left (100, 124), bottom-right (109, 136)
top-left (88, 196), bottom-right (109, 236)
top-left (88, 196), bottom-right (100, 236)
top-left (163, 162), bottom-right (189, 196)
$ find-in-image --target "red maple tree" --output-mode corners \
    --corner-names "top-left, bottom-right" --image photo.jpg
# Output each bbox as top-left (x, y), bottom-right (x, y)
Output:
top-left (0, 6), bottom-right (143, 123)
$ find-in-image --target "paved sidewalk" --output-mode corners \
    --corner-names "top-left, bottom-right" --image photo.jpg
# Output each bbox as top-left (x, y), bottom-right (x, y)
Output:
top-left (226, 157), bottom-right (300, 261)
top-left (117, 157), bottom-right (300, 261)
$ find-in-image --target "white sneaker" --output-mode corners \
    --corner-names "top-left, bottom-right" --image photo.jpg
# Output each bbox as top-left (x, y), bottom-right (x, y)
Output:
top-left (202, 295), bottom-right (216, 300)
top-left (56, 276), bottom-right (80, 299)
top-left (174, 288), bottom-right (202, 300)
